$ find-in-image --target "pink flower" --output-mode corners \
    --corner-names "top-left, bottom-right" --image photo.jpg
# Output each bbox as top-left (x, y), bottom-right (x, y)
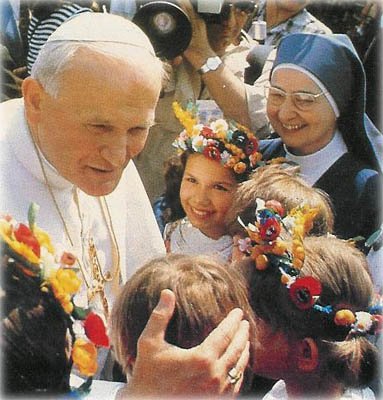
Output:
top-left (238, 237), bottom-right (252, 253)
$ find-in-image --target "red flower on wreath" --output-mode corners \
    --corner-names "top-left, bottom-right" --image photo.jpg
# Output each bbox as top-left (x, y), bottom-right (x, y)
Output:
top-left (14, 223), bottom-right (40, 257)
top-left (259, 217), bottom-right (281, 241)
top-left (289, 276), bottom-right (322, 310)
top-left (201, 126), bottom-right (215, 138)
top-left (203, 145), bottom-right (221, 161)
top-left (84, 312), bottom-right (110, 348)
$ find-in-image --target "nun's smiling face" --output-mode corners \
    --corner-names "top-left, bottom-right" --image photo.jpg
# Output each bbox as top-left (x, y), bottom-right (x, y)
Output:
top-left (267, 69), bottom-right (337, 156)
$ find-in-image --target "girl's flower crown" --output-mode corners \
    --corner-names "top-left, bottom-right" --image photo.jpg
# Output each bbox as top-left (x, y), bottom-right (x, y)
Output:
top-left (0, 203), bottom-right (110, 390)
top-left (238, 198), bottom-right (383, 337)
top-left (172, 102), bottom-right (263, 180)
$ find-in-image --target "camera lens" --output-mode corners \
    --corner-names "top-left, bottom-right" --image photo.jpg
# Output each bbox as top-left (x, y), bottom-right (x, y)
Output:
top-left (151, 12), bottom-right (176, 35)
top-left (133, 1), bottom-right (192, 60)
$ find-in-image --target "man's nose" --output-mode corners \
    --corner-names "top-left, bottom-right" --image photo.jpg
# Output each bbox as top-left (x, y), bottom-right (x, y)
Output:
top-left (100, 144), bottom-right (127, 167)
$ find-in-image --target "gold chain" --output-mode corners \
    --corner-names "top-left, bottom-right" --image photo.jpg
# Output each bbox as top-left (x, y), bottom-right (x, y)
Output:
top-left (30, 132), bottom-right (121, 317)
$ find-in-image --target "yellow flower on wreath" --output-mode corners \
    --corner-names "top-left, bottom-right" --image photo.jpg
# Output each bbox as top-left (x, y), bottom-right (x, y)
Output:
top-left (48, 268), bottom-right (82, 314)
top-left (0, 219), bottom-right (40, 265)
top-left (172, 101), bottom-right (197, 136)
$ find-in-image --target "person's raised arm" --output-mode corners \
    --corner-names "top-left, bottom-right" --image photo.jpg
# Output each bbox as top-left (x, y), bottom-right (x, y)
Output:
top-left (119, 289), bottom-right (250, 398)
top-left (179, 0), bottom-right (251, 128)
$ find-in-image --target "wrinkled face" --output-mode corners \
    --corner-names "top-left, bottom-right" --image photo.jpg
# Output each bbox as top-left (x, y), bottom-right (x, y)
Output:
top-left (180, 153), bottom-right (237, 239)
top-left (267, 69), bottom-right (337, 156)
top-left (27, 49), bottom-right (161, 196)
top-left (207, 6), bottom-right (250, 55)
top-left (251, 317), bottom-right (292, 379)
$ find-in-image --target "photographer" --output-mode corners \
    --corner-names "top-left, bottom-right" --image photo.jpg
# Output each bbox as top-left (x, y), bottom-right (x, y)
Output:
top-left (134, 0), bottom-right (256, 202)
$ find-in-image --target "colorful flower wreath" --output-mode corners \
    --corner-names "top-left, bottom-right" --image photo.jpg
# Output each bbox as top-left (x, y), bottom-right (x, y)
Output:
top-left (0, 203), bottom-right (110, 382)
top-left (237, 198), bottom-right (383, 336)
top-left (172, 101), bottom-right (263, 179)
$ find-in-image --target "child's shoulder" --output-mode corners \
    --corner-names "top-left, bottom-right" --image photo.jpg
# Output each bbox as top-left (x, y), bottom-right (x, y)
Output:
top-left (163, 218), bottom-right (189, 241)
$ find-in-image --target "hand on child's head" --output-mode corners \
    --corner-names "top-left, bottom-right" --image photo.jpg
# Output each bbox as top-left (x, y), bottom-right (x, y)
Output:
top-left (128, 290), bottom-right (250, 397)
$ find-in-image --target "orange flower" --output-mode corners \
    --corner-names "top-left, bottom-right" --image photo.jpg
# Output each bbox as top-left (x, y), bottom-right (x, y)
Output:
top-left (255, 254), bottom-right (269, 270)
top-left (334, 309), bottom-right (356, 326)
top-left (233, 162), bottom-right (247, 174)
top-left (72, 339), bottom-right (98, 376)
top-left (226, 156), bottom-right (240, 168)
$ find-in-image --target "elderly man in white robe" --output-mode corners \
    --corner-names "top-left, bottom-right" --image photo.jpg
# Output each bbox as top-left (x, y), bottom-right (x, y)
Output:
top-left (0, 12), bottom-right (250, 397)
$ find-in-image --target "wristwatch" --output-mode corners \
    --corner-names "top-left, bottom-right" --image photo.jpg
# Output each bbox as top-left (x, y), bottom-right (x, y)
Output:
top-left (198, 56), bottom-right (222, 75)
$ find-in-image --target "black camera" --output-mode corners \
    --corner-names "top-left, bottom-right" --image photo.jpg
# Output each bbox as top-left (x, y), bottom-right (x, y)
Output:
top-left (132, 1), bottom-right (256, 60)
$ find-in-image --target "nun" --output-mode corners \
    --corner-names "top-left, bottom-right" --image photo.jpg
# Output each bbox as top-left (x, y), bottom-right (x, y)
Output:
top-left (260, 32), bottom-right (382, 246)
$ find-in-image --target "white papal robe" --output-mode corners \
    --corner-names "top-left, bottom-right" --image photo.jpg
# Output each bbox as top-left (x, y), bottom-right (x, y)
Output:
top-left (0, 98), bottom-right (165, 313)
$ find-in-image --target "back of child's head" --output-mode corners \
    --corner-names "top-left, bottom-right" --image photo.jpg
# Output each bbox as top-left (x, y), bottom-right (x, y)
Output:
top-left (110, 253), bottom-right (256, 374)
top-left (242, 235), bottom-right (379, 389)
top-left (2, 251), bottom-right (73, 395)
top-left (226, 164), bottom-right (334, 236)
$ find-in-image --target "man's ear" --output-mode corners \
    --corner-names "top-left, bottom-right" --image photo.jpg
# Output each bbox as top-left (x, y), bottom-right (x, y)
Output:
top-left (297, 338), bottom-right (318, 372)
top-left (22, 77), bottom-right (45, 124)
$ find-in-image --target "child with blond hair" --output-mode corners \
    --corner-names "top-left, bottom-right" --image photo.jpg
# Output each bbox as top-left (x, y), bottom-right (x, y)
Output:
top-left (110, 253), bottom-right (256, 396)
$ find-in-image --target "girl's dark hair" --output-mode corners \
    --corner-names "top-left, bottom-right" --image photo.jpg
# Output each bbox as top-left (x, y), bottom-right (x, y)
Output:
top-left (162, 155), bottom-right (186, 224)
top-left (1, 250), bottom-right (74, 395)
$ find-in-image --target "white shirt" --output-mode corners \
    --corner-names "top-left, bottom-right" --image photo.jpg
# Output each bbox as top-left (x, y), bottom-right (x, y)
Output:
top-left (0, 98), bottom-right (166, 311)
top-left (164, 217), bottom-right (233, 263)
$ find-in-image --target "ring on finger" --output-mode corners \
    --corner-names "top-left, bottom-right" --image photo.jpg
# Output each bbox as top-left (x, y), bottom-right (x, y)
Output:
top-left (227, 367), bottom-right (242, 385)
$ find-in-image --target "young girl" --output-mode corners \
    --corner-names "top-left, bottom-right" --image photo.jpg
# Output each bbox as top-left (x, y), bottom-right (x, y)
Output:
top-left (110, 253), bottom-right (256, 396)
top-left (236, 203), bottom-right (381, 399)
top-left (163, 102), bottom-right (263, 262)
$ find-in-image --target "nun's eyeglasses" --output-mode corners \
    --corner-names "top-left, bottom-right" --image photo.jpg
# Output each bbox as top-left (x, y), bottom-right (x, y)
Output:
top-left (264, 85), bottom-right (329, 111)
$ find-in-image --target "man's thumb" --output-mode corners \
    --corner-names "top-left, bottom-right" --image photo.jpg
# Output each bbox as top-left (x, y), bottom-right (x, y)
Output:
top-left (138, 289), bottom-right (176, 345)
